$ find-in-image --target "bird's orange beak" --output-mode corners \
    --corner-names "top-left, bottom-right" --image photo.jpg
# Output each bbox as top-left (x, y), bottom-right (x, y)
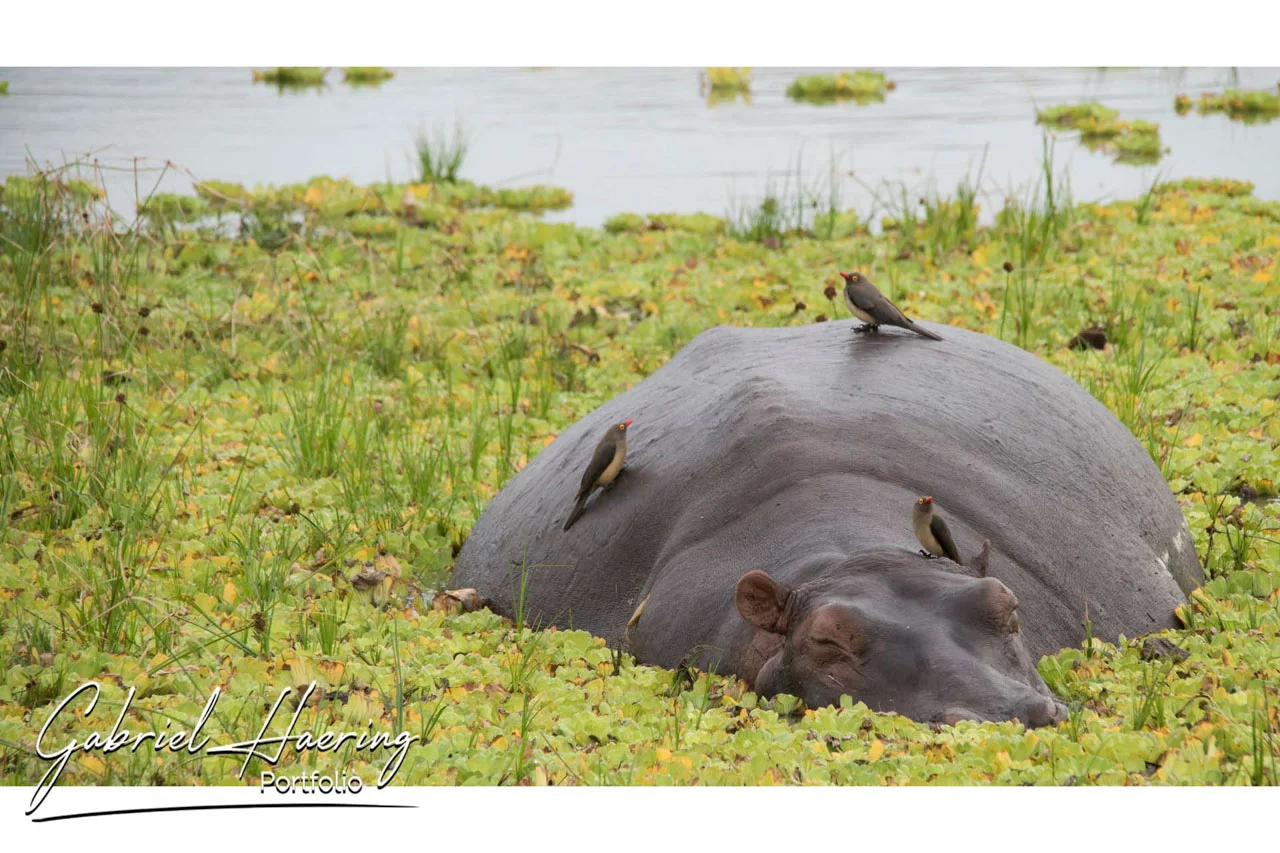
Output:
top-left (840, 271), bottom-right (852, 281)
top-left (623, 418), bottom-right (633, 428)
top-left (923, 495), bottom-right (933, 504)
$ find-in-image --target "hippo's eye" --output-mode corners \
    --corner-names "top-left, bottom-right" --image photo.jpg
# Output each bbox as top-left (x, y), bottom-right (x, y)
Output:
top-left (804, 607), bottom-right (864, 658)
top-left (980, 580), bottom-right (1020, 634)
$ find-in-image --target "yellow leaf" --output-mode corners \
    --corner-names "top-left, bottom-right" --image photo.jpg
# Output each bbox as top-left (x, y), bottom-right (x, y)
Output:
top-left (971, 245), bottom-right (990, 266)
top-left (81, 756), bottom-right (106, 776)
top-left (302, 185), bottom-right (324, 207)
top-left (866, 739), bottom-right (885, 762)
top-left (655, 747), bottom-right (672, 762)
top-left (1252, 269), bottom-right (1273, 284)
top-left (317, 659), bottom-right (345, 681)
top-left (1263, 234), bottom-right (1280, 249)
top-left (223, 580), bottom-right (237, 605)
top-left (1183, 433), bottom-right (1203, 448)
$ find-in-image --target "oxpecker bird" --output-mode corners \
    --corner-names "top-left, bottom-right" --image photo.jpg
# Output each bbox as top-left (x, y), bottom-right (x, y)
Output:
top-left (564, 419), bottom-right (632, 531)
top-left (913, 495), bottom-right (963, 564)
top-left (840, 270), bottom-right (943, 341)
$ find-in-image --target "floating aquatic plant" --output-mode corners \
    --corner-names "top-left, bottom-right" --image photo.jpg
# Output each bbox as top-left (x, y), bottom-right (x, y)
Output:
top-left (702, 67), bottom-right (751, 93)
top-left (786, 70), bottom-right (893, 104)
top-left (1111, 126), bottom-right (1164, 165)
top-left (343, 67), bottom-right (395, 86)
top-left (251, 67), bottom-right (328, 88)
top-left (1176, 88), bottom-right (1280, 124)
top-left (701, 67), bottom-right (751, 105)
top-left (1036, 102), bottom-right (1119, 128)
top-left (1037, 103), bottom-right (1165, 165)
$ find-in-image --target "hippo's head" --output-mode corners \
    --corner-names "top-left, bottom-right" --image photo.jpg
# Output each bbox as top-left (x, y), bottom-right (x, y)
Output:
top-left (734, 551), bottom-right (1067, 728)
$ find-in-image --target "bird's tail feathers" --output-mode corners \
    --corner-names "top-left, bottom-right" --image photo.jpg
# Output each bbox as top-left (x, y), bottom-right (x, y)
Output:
top-left (563, 497), bottom-right (588, 531)
top-left (907, 321), bottom-right (944, 341)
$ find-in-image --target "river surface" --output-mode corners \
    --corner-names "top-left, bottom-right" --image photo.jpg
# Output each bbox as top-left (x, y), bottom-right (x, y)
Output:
top-left (1, 67), bottom-right (1278, 226)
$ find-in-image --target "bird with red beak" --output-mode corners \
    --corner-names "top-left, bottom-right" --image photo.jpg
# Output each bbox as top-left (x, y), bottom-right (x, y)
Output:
top-left (913, 495), bottom-right (964, 563)
top-left (564, 419), bottom-right (633, 531)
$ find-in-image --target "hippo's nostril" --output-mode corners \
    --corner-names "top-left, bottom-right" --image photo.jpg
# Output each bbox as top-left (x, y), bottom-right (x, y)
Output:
top-left (1022, 698), bottom-right (1067, 729)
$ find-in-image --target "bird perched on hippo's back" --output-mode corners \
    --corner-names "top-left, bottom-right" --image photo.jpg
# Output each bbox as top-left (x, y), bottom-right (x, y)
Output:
top-left (914, 495), bottom-right (961, 561)
top-left (912, 495), bottom-right (992, 572)
top-left (840, 270), bottom-right (943, 340)
top-left (563, 418), bottom-right (632, 531)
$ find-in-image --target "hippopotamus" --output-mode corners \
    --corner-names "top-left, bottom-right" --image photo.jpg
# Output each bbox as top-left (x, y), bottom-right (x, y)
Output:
top-left (453, 319), bottom-right (1202, 727)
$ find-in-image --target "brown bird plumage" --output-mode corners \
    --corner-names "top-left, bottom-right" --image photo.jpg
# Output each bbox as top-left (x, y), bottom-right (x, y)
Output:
top-left (841, 270), bottom-right (943, 341)
top-left (564, 419), bottom-right (632, 531)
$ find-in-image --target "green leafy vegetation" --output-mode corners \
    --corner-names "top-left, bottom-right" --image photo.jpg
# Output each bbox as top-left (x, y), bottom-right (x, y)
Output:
top-left (701, 68), bottom-right (751, 106)
top-left (343, 67), bottom-right (395, 86)
top-left (702, 67), bottom-right (751, 93)
top-left (1037, 102), bottom-right (1165, 165)
top-left (1, 153), bottom-right (1278, 786)
top-left (252, 67), bottom-right (328, 88)
top-left (1176, 88), bottom-right (1280, 124)
top-left (1036, 102), bottom-right (1119, 128)
top-left (0, 81), bottom-right (9, 96)
top-left (786, 70), bottom-right (894, 104)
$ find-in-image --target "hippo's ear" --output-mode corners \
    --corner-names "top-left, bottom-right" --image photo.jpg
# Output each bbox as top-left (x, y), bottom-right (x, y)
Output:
top-left (969, 539), bottom-right (991, 577)
top-left (736, 570), bottom-right (792, 634)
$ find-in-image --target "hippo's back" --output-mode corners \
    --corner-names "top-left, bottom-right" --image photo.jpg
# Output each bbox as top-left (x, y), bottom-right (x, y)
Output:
top-left (453, 321), bottom-right (1201, 656)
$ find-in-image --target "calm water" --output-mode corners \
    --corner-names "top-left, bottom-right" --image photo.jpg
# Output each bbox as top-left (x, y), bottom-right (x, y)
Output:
top-left (1, 67), bottom-right (1278, 226)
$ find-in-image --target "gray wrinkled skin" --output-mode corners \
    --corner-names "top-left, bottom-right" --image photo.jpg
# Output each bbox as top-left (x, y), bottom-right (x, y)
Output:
top-left (453, 321), bottom-right (1202, 726)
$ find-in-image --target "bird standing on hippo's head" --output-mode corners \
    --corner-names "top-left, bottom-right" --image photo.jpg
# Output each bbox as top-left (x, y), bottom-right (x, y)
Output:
top-left (563, 418), bottom-right (632, 531)
top-left (840, 270), bottom-right (943, 341)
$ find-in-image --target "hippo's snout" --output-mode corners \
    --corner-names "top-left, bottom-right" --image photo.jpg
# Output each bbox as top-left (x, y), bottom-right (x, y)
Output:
top-left (938, 697), bottom-right (1066, 729)
top-left (1020, 698), bottom-right (1068, 729)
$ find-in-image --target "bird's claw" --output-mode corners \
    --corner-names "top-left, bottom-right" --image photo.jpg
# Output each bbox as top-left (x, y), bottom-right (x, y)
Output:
top-left (918, 550), bottom-right (938, 559)
top-left (853, 324), bottom-right (879, 335)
